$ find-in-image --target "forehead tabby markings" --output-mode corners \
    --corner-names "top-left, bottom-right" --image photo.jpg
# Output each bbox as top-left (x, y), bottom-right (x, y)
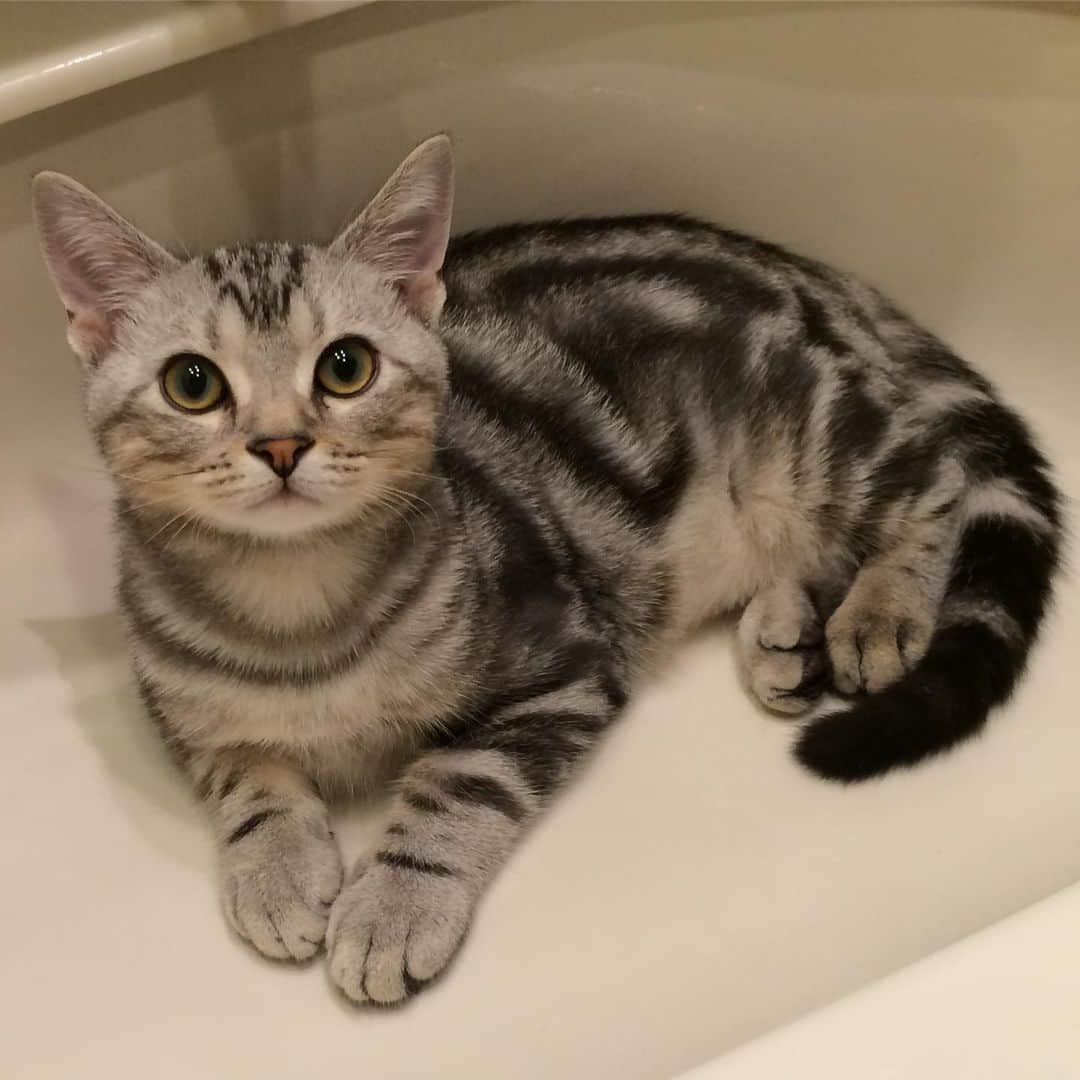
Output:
top-left (204, 244), bottom-right (306, 330)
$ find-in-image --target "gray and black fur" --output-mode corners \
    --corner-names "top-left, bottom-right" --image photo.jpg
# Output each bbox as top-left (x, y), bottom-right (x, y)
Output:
top-left (439, 213), bottom-right (1060, 781)
top-left (33, 137), bottom-right (1061, 1005)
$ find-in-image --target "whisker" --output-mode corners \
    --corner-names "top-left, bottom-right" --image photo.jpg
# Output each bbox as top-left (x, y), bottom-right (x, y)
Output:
top-left (369, 484), bottom-right (432, 545)
top-left (381, 485), bottom-right (438, 521)
top-left (381, 498), bottom-right (418, 546)
top-left (325, 453), bottom-right (444, 490)
top-left (166, 512), bottom-right (199, 547)
top-left (381, 467), bottom-right (444, 484)
top-left (143, 508), bottom-right (193, 545)
top-left (388, 496), bottom-right (437, 526)
top-left (64, 462), bottom-right (229, 484)
top-left (116, 493), bottom-right (185, 515)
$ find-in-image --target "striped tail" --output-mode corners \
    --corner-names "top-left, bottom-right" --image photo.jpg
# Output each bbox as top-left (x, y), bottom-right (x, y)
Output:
top-left (795, 404), bottom-right (1063, 782)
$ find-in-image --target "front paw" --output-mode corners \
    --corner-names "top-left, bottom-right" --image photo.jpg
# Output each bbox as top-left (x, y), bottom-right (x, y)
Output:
top-left (327, 855), bottom-right (472, 1005)
top-left (220, 811), bottom-right (343, 962)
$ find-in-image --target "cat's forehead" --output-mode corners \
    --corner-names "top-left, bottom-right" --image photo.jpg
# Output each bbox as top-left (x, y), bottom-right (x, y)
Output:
top-left (202, 242), bottom-right (310, 333)
top-left (186, 241), bottom-right (399, 348)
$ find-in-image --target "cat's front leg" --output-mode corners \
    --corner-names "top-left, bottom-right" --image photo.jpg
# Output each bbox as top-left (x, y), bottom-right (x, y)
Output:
top-left (328, 670), bottom-right (618, 1004)
top-left (193, 751), bottom-right (343, 961)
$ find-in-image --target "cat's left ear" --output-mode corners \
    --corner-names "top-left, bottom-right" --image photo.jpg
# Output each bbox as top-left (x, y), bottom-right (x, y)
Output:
top-left (331, 134), bottom-right (454, 325)
top-left (32, 172), bottom-right (178, 365)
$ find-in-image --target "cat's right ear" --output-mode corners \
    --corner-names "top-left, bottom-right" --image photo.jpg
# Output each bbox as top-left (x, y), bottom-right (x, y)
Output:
top-left (32, 172), bottom-right (178, 364)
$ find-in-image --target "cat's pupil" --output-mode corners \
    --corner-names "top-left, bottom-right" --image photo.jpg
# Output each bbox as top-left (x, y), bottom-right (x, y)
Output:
top-left (331, 350), bottom-right (358, 382)
top-left (181, 362), bottom-right (208, 398)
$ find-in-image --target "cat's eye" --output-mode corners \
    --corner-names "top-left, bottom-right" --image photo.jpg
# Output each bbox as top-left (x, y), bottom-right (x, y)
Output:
top-left (160, 354), bottom-right (228, 413)
top-left (315, 337), bottom-right (377, 398)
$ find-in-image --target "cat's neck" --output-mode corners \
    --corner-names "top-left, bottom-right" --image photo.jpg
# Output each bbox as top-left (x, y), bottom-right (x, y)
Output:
top-left (123, 479), bottom-right (451, 638)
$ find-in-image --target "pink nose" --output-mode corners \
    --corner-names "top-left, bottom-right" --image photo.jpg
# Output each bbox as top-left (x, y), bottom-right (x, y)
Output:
top-left (247, 435), bottom-right (313, 479)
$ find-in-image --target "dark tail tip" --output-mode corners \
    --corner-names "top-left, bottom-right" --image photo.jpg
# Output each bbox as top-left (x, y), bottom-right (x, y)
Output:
top-left (793, 693), bottom-right (984, 782)
top-left (794, 623), bottom-right (1021, 783)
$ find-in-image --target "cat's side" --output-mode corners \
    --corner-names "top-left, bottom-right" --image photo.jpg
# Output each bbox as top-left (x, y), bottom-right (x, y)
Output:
top-left (33, 136), bottom-right (1061, 1004)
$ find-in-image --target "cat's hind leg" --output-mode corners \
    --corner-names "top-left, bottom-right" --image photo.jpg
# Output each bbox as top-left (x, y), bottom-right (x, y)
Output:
top-left (737, 579), bottom-right (829, 714)
top-left (825, 563), bottom-right (940, 695)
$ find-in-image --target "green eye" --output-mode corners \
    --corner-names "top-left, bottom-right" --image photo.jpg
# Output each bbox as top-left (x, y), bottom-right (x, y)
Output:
top-left (315, 337), bottom-right (377, 397)
top-left (161, 354), bottom-right (227, 413)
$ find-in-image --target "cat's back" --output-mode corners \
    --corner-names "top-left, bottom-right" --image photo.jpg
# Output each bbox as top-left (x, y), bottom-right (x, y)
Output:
top-left (441, 212), bottom-right (808, 329)
top-left (439, 213), bottom-right (807, 436)
top-left (440, 212), bottom-right (987, 421)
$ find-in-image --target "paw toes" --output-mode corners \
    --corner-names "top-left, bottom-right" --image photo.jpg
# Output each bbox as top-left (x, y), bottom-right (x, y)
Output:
top-left (237, 887), bottom-right (329, 961)
top-left (757, 651), bottom-right (803, 692)
top-left (827, 629), bottom-right (862, 695)
top-left (898, 618), bottom-right (933, 668)
top-left (236, 900), bottom-right (292, 960)
top-left (740, 585), bottom-right (827, 713)
top-left (364, 941), bottom-right (408, 1005)
top-left (328, 928), bottom-right (372, 1003)
top-left (826, 566), bottom-right (939, 696)
top-left (763, 692), bottom-right (813, 716)
top-left (327, 867), bottom-right (470, 1006)
top-left (829, 615), bottom-right (929, 695)
top-left (405, 915), bottom-right (468, 983)
top-left (223, 830), bottom-right (340, 962)
top-left (749, 647), bottom-right (828, 714)
top-left (859, 632), bottom-right (906, 693)
top-left (278, 902), bottom-right (329, 961)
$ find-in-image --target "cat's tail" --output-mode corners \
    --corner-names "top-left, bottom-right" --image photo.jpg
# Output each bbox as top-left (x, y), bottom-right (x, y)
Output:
top-left (794, 404), bottom-right (1064, 783)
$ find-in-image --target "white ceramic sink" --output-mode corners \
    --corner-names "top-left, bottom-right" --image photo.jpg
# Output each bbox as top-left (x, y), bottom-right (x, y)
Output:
top-left (2, 4), bottom-right (1078, 1077)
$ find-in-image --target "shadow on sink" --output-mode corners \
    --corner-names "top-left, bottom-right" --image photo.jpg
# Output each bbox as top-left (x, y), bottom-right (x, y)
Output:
top-left (25, 611), bottom-right (206, 867)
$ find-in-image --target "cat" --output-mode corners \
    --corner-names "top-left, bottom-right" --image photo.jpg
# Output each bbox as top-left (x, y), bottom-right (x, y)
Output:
top-left (33, 135), bottom-right (1061, 1005)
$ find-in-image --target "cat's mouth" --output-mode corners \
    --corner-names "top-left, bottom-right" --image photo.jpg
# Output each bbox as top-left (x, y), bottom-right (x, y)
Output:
top-left (260, 484), bottom-right (317, 507)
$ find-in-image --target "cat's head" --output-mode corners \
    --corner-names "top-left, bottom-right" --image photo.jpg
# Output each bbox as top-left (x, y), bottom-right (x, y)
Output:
top-left (33, 136), bottom-right (454, 541)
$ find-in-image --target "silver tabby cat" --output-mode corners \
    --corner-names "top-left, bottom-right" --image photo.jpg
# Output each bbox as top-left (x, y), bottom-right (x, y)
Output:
top-left (34, 136), bottom-right (1061, 1004)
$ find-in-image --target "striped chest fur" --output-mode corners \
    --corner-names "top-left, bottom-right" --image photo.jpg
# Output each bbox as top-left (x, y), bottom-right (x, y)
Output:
top-left (118, 501), bottom-right (476, 776)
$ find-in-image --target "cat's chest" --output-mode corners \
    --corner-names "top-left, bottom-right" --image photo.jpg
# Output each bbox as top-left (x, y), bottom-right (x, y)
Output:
top-left (206, 542), bottom-right (362, 630)
top-left (181, 657), bottom-right (437, 748)
top-left (142, 625), bottom-right (462, 761)
top-left (130, 542), bottom-right (468, 759)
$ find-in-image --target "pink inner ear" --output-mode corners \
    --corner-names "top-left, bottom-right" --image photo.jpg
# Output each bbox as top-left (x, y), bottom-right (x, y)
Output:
top-left (68, 310), bottom-right (114, 362)
top-left (392, 207), bottom-right (449, 278)
top-left (33, 171), bottom-right (180, 365)
top-left (400, 273), bottom-right (445, 325)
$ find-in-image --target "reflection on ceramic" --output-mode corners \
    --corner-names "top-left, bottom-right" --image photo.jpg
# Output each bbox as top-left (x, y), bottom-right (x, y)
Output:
top-left (0, 1), bottom-right (366, 126)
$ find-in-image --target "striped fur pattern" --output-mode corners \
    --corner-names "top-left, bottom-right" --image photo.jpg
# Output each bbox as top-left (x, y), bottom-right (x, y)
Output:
top-left (33, 137), bottom-right (1061, 1004)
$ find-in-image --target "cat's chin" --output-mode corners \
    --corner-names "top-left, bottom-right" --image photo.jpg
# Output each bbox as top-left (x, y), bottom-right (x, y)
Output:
top-left (201, 493), bottom-right (362, 542)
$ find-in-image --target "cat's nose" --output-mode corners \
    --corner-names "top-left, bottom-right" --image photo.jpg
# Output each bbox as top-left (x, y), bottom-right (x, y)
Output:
top-left (247, 434), bottom-right (313, 479)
